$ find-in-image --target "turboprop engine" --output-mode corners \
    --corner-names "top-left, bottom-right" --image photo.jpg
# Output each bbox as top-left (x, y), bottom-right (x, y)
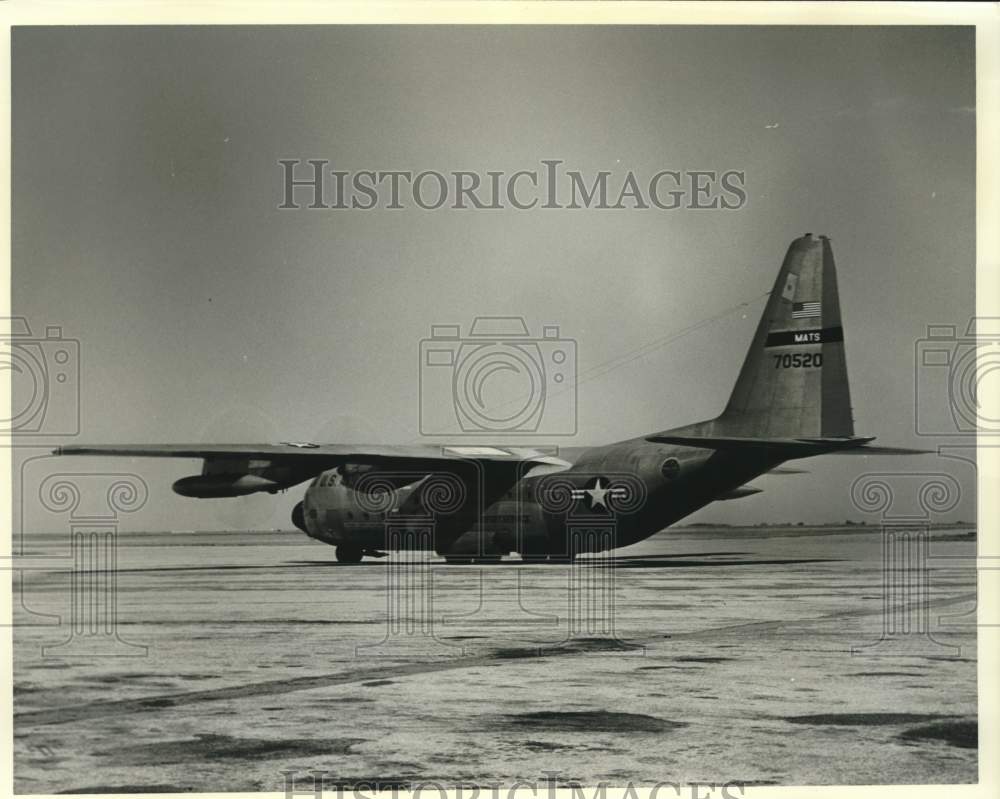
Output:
top-left (172, 474), bottom-right (282, 498)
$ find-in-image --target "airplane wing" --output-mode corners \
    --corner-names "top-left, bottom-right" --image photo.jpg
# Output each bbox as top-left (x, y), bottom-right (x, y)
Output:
top-left (53, 443), bottom-right (571, 498)
top-left (52, 442), bottom-right (571, 464)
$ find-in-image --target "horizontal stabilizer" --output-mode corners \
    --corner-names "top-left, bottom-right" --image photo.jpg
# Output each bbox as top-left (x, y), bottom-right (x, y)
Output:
top-left (826, 444), bottom-right (934, 455)
top-left (646, 434), bottom-right (875, 454)
top-left (717, 485), bottom-right (763, 501)
top-left (646, 434), bottom-right (931, 458)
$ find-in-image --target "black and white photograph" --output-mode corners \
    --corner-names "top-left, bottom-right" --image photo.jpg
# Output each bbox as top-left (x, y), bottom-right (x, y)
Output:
top-left (4, 3), bottom-right (997, 796)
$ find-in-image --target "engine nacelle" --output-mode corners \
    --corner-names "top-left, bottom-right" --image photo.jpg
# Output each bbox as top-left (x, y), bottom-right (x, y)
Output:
top-left (172, 474), bottom-right (280, 498)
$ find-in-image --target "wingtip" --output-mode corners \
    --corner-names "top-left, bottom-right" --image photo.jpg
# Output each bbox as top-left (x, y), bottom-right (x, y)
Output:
top-left (840, 443), bottom-right (935, 455)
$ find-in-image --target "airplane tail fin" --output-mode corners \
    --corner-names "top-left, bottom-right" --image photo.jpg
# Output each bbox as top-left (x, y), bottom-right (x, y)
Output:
top-left (666, 233), bottom-right (855, 440)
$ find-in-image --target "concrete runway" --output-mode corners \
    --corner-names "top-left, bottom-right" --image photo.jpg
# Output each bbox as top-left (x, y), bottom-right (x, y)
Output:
top-left (13, 525), bottom-right (978, 791)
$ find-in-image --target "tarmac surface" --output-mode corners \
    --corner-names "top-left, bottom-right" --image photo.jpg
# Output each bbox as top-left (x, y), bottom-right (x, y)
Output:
top-left (12, 525), bottom-right (978, 792)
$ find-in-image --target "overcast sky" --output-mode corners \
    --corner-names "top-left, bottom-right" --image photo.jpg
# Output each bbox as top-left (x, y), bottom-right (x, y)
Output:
top-left (13, 25), bottom-right (976, 532)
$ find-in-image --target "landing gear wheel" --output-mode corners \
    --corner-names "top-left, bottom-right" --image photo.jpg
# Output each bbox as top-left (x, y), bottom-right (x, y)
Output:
top-left (335, 545), bottom-right (363, 563)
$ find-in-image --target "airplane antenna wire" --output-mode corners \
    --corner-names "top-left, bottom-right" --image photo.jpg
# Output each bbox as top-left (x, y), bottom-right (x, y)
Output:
top-left (414, 289), bottom-right (771, 440)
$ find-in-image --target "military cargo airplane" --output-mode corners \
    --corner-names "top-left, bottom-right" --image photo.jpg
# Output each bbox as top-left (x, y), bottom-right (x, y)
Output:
top-left (55, 234), bottom-right (924, 563)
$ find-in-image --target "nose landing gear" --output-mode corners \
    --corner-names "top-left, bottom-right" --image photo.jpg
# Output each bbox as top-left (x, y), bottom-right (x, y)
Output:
top-left (334, 545), bottom-right (363, 563)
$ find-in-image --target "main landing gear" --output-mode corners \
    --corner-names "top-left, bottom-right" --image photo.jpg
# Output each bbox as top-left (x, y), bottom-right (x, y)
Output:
top-left (334, 546), bottom-right (388, 563)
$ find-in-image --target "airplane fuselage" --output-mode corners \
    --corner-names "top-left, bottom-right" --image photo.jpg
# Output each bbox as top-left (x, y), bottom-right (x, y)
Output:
top-left (295, 439), bottom-right (786, 560)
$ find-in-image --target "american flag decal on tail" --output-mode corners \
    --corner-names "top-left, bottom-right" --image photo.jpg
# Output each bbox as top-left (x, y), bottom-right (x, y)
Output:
top-left (791, 301), bottom-right (821, 319)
